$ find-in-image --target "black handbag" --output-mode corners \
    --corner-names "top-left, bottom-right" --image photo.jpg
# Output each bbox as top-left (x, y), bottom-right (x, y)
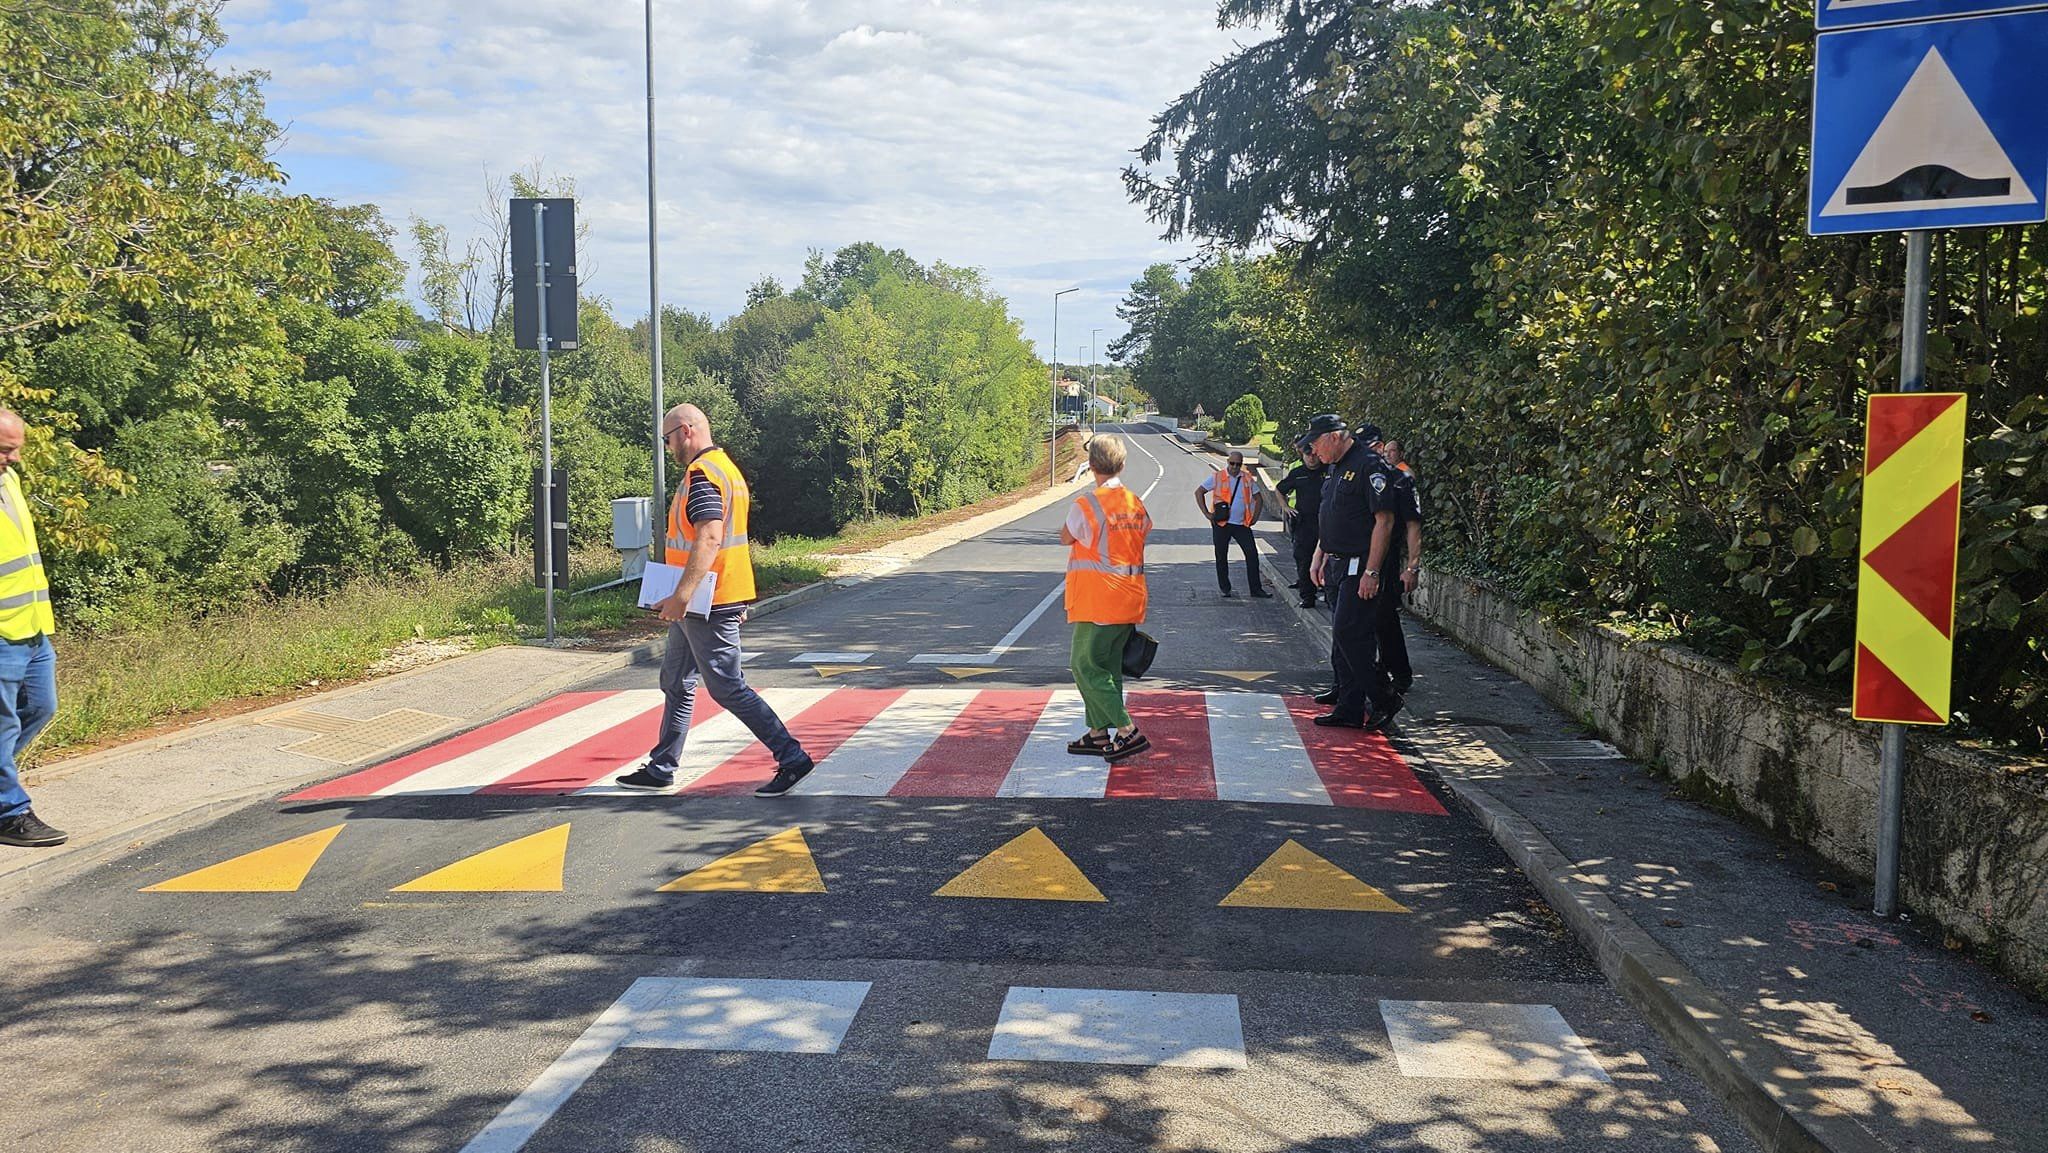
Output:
top-left (1122, 629), bottom-right (1159, 679)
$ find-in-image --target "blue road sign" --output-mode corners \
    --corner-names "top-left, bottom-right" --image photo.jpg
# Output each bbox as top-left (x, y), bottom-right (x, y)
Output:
top-left (1817, 0), bottom-right (2048, 31)
top-left (1810, 8), bottom-right (2048, 235)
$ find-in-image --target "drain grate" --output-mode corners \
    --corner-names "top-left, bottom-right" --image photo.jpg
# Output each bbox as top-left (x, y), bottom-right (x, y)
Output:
top-left (279, 708), bottom-right (458, 763)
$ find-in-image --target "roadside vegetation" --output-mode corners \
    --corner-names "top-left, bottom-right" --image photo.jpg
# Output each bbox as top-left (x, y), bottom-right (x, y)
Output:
top-left (1118, 0), bottom-right (2046, 750)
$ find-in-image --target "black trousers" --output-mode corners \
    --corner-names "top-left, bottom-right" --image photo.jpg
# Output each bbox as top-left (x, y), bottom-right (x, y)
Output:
top-left (1212, 522), bottom-right (1264, 594)
top-left (1378, 584), bottom-right (1412, 691)
top-left (1329, 565), bottom-right (1397, 722)
top-left (1291, 526), bottom-right (1320, 606)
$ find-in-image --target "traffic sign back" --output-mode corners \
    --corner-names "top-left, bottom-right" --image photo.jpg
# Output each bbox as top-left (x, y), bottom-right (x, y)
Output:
top-left (1817, 0), bottom-right (2048, 31)
top-left (1809, 10), bottom-right (2048, 235)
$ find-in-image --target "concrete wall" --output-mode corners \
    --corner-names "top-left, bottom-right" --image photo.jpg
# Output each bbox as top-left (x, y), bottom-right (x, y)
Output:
top-left (1412, 568), bottom-right (2048, 995)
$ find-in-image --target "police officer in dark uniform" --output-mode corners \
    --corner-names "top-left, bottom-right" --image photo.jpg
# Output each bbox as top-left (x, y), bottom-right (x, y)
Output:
top-left (1300, 414), bottom-right (1401, 731)
top-left (1367, 429), bottom-right (1423, 694)
top-left (1274, 434), bottom-right (1327, 610)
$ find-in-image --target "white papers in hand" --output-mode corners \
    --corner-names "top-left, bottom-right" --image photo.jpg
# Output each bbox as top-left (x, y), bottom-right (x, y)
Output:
top-left (636, 563), bottom-right (717, 616)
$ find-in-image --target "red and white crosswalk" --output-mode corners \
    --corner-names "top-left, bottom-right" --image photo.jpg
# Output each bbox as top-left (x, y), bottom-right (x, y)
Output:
top-left (286, 688), bottom-right (1445, 813)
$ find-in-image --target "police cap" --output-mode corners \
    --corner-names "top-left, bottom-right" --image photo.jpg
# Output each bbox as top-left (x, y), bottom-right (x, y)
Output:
top-left (1354, 422), bottom-right (1383, 444)
top-left (1299, 413), bottom-right (1347, 443)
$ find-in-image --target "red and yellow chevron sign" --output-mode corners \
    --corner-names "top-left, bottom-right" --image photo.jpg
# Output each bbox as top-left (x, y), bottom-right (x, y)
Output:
top-left (1853, 393), bottom-right (1966, 725)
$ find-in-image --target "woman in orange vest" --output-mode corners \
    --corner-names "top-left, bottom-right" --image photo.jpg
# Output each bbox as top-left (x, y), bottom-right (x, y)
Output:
top-left (1061, 435), bottom-right (1153, 761)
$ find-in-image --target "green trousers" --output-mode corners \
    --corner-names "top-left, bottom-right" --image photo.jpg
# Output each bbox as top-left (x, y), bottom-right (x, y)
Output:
top-left (1070, 622), bottom-right (1135, 732)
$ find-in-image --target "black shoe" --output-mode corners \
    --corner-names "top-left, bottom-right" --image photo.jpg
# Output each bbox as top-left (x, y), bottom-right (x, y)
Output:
top-left (1312, 713), bottom-right (1365, 729)
top-left (0, 811), bottom-right (66, 847)
top-left (1313, 689), bottom-right (1338, 706)
top-left (1392, 677), bottom-right (1414, 694)
top-left (1220, 589), bottom-right (1235, 598)
top-left (1300, 599), bottom-right (1318, 610)
top-left (755, 756), bottom-right (816, 797)
top-left (1103, 730), bottom-right (1152, 761)
top-left (1067, 732), bottom-right (1112, 756)
top-left (1367, 697), bottom-right (1405, 733)
top-left (1249, 589), bottom-right (1274, 599)
top-left (615, 766), bottom-right (674, 790)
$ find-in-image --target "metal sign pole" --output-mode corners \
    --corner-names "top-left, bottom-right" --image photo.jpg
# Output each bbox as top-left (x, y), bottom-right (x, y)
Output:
top-left (644, 0), bottom-right (666, 563)
top-left (1874, 228), bottom-right (1931, 918)
top-left (534, 201), bottom-right (557, 644)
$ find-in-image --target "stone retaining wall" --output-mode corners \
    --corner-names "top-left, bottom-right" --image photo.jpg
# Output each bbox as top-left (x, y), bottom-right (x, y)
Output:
top-left (1411, 568), bottom-right (2048, 995)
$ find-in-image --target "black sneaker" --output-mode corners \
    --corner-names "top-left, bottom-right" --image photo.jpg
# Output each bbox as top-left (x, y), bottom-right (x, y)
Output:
top-left (1220, 589), bottom-right (1235, 598)
top-left (1102, 730), bottom-right (1152, 761)
top-left (615, 766), bottom-right (674, 790)
top-left (1312, 713), bottom-right (1365, 729)
top-left (0, 811), bottom-right (66, 848)
top-left (1367, 697), bottom-right (1405, 733)
top-left (1313, 689), bottom-right (1338, 706)
top-left (1300, 598), bottom-right (1318, 609)
top-left (1249, 589), bottom-right (1274, 598)
top-left (754, 757), bottom-right (815, 797)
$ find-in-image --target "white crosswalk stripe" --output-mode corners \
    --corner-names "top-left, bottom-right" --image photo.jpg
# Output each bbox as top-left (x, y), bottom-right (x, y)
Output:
top-left (997, 691), bottom-right (1105, 798)
top-left (801, 688), bottom-right (980, 796)
top-left (376, 690), bottom-right (665, 797)
top-left (1205, 691), bottom-right (1330, 804)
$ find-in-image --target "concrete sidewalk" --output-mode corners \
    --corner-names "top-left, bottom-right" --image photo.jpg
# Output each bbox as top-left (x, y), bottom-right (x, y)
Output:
top-left (1264, 551), bottom-right (2045, 1153)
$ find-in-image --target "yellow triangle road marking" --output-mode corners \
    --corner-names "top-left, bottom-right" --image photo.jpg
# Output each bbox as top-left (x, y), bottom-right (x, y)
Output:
top-left (659, 827), bottom-right (826, 893)
top-left (1206, 670), bottom-right (1274, 683)
top-left (938, 667), bottom-right (1000, 680)
top-left (392, 824), bottom-right (571, 892)
top-left (1219, 840), bottom-right (1409, 912)
top-left (934, 827), bottom-right (1106, 902)
top-left (142, 825), bottom-right (346, 893)
top-left (813, 665), bottom-right (875, 678)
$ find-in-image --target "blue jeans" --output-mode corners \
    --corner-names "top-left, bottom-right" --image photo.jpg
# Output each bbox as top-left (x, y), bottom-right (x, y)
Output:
top-left (643, 610), bottom-right (806, 780)
top-left (0, 634), bottom-right (57, 819)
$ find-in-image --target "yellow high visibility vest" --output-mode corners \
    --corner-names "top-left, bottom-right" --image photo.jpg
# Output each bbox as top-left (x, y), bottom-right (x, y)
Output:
top-left (0, 470), bottom-right (54, 640)
top-left (668, 447), bottom-right (757, 606)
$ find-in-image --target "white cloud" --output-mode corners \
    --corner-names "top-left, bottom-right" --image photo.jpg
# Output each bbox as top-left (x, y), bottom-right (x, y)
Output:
top-left (217, 0), bottom-right (1250, 356)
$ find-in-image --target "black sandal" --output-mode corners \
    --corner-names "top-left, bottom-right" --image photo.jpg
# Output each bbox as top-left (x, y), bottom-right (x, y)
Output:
top-left (1066, 731), bottom-right (1112, 756)
top-left (1103, 729), bottom-right (1152, 761)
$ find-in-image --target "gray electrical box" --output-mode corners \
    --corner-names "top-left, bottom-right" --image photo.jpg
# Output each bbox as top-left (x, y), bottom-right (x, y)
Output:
top-left (611, 497), bottom-right (652, 550)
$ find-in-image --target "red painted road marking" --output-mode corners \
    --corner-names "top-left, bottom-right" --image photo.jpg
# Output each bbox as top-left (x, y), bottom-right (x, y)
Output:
top-left (1286, 695), bottom-right (1446, 814)
top-left (478, 699), bottom-right (726, 795)
top-left (683, 688), bottom-right (906, 796)
top-left (891, 689), bottom-right (1053, 797)
top-left (1106, 691), bottom-right (1218, 800)
top-left (283, 692), bottom-right (609, 802)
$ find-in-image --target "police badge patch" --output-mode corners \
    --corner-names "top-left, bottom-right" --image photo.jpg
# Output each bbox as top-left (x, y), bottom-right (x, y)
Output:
top-left (1370, 473), bottom-right (1387, 494)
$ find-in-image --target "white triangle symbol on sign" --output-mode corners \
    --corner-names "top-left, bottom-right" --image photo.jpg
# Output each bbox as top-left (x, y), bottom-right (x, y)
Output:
top-left (1823, 47), bottom-right (2034, 216)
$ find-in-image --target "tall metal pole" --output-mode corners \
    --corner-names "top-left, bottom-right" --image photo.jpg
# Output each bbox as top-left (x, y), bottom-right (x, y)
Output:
top-left (534, 202), bottom-right (557, 643)
top-left (644, 0), bottom-right (667, 561)
top-left (1090, 328), bottom-right (1101, 424)
top-left (1050, 287), bottom-right (1076, 488)
top-left (1875, 229), bottom-right (1931, 918)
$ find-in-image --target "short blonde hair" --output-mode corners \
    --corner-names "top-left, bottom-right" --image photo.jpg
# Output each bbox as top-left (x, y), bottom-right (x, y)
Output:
top-left (1088, 435), bottom-right (1127, 477)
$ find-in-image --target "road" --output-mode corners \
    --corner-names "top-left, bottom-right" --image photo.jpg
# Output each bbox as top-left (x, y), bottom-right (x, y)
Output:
top-left (0, 425), bottom-right (1758, 1152)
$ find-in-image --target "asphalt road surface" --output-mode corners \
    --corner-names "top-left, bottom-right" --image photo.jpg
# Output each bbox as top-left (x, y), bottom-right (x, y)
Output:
top-left (0, 425), bottom-right (1759, 1153)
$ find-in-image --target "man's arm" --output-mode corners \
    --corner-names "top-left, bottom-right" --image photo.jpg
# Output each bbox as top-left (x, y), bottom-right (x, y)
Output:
top-left (1193, 480), bottom-right (1213, 520)
top-left (657, 517), bottom-right (723, 622)
top-left (1359, 511), bottom-right (1394, 599)
top-left (1311, 544), bottom-right (1328, 587)
top-left (1402, 520), bottom-right (1423, 592)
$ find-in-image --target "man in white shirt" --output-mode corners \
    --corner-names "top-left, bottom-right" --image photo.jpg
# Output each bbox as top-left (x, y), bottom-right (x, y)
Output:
top-left (1193, 450), bottom-right (1271, 599)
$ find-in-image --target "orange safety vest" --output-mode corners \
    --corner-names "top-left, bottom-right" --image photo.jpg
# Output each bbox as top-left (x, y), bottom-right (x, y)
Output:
top-left (1066, 484), bottom-right (1151, 625)
top-left (1211, 468), bottom-right (1257, 526)
top-left (668, 446), bottom-right (757, 606)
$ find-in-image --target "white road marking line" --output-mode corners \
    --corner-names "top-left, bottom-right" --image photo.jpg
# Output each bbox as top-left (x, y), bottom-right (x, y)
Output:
top-left (372, 691), bottom-right (665, 796)
top-left (1205, 691), bottom-right (1331, 804)
top-left (458, 977), bottom-right (872, 1153)
top-left (1379, 1001), bottom-right (1611, 1083)
top-left (989, 987), bottom-right (1247, 1069)
top-left (996, 691), bottom-right (1106, 798)
top-left (574, 687), bottom-right (832, 795)
top-left (1127, 427), bottom-right (1166, 501)
top-left (792, 651), bottom-right (873, 664)
top-left (799, 688), bottom-right (981, 795)
top-left (908, 580), bottom-right (1065, 666)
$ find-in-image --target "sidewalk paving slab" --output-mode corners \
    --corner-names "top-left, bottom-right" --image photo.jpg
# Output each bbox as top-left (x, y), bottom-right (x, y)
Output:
top-left (1266, 559), bottom-right (2045, 1153)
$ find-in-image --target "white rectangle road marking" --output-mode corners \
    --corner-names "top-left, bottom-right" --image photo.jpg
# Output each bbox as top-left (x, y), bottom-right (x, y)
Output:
top-left (1205, 691), bottom-right (1331, 804)
top-left (458, 976), bottom-right (872, 1153)
top-left (375, 690), bottom-right (665, 796)
top-left (799, 688), bottom-right (981, 796)
top-left (574, 687), bottom-right (832, 796)
top-left (1379, 1000), bottom-right (1611, 1083)
top-left (995, 691), bottom-right (1105, 798)
top-left (791, 651), bottom-right (873, 664)
top-left (989, 987), bottom-right (1247, 1069)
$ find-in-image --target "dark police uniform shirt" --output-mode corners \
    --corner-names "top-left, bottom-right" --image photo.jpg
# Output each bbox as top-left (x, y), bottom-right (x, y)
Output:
top-left (1317, 440), bottom-right (1395, 557)
top-left (1275, 463), bottom-right (1325, 535)
top-left (1384, 466), bottom-right (1423, 571)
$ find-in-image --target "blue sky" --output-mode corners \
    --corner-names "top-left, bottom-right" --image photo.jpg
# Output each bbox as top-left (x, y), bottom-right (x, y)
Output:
top-left (216, 0), bottom-right (1250, 361)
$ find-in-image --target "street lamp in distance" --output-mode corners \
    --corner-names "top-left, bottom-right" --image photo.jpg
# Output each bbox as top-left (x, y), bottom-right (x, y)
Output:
top-left (1050, 287), bottom-right (1078, 488)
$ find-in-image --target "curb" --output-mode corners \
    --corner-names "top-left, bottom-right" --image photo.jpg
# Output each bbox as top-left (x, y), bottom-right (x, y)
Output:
top-left (1261, 575), bottom-right (1884, 1153)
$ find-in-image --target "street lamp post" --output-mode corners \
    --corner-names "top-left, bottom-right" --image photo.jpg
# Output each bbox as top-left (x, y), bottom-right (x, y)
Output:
top-left (1090, 328), bottom-right (1102, 425)
top-left (1050, 287), bottom-right (1077, 488)
top-left (643, 0), bottom-right (666, 560)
